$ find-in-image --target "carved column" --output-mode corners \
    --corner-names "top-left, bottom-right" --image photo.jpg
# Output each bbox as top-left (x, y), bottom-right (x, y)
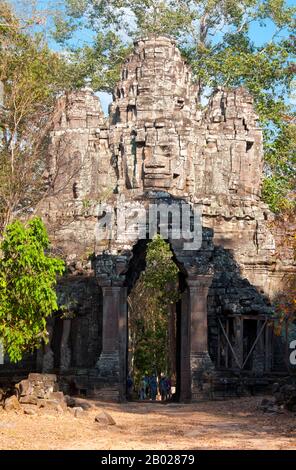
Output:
top-left (42, 317), bottom-right (55, 373)
top-left (179, 289), bottom-right (191, 402)
top-left (94, 254), bottom-right (130, 401)
top-left (187, 274), bottom-right (214, 400)
top-left (119, 287), bottom-right (128, 401)
top-left (96, 286), bottom-right (122, 377)
top-left (60, 319), bottom-right (72, 372)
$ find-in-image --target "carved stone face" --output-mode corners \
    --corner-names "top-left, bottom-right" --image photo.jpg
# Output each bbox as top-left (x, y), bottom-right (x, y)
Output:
top-left (143, 140), bottom-right (187, 192)
top-left (143, 144), bottom-right (172, 189)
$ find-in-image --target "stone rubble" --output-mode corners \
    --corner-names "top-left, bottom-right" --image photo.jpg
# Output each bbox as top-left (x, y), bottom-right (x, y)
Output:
top-left (0, 374), bottom-right (100, 417)
top-left (273, 381), bottom-right (296, 412)
top-left (258, 380), bottom-right (296, 414)
top-left (95, 411), bottom-right (116, 426)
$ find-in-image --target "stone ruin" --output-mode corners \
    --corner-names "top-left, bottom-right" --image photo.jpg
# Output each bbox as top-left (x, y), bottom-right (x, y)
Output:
top-left (0, 373), bottom-right (106, 419)
top-left (1, 36), bottom-right (295, 401)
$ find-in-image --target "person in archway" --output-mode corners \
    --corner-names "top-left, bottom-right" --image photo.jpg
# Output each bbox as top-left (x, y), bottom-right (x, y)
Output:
top-left (144, 373), bottom-right (149, 398)
top-left (166, 376), bottom-right (172, 400)
top-left (139, 376), bottom-right (146, 400)
top-left (149, 374), bottom-right (157, 401)
top-left (127, 375), bottom-right (133, 400)
top-left (159, 374), bottom-right (168, 401)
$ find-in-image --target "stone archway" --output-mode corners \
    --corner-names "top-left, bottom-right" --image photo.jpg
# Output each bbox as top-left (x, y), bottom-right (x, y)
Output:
top-left (26, 34), bottom-right (295, 401)
top-left (124, 237), bottom-right (181, 401)
top-left (93, 222), bottom-right (215, 402)
top-left (2, 35), bottom-right (295, 402)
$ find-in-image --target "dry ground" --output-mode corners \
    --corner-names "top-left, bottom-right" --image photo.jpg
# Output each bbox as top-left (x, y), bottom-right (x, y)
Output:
top-left (0, 396), bottom-right (295, 450)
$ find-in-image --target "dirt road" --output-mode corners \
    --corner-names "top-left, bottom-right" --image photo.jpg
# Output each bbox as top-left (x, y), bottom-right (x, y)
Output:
top-left (0, 397), bottom-right (295, 450)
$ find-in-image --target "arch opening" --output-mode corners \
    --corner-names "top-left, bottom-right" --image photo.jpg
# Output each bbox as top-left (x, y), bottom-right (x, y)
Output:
top-left (125, 236), bottom-right (184, 402)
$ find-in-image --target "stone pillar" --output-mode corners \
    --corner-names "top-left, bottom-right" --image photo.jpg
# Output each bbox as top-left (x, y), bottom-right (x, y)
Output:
top-left (96, 286), bottom-right (122, 377)
top-left (233, 316), bottom-right (244, 369)
top-left (60, 319), bottom-right (72, 372)
top-left (187, 274), bottom-right (214, 400)
top-left (179, 289), bottom-right (191, 402)
top-left (42, 317), bottom-right (55, 373)
top-left (93, 254), bottom-right (130, 401)
top-left (253, 319), bottom-right (265, 374)
top-left (119, 287), bottom-right (128, 402)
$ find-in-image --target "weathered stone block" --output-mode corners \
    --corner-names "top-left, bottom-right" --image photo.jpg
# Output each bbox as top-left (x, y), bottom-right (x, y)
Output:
top-left (95, 411), bottom-right (116, 426)
top-left (19, 395), bottom-right (38, 405)
top-left (4, 395), bottom-right (21, 412)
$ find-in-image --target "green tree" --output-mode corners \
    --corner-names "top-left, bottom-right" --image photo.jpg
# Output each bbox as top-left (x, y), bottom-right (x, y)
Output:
top-left (262, 121), bottom-right (296, 212)
top-left (0, 217), bottom-right (65, 362)
top-left (51, 0), bottom-right (296, 212)
top-left (128, 235), bottom-right (180, 384)
top-left (0, 2), bottom-right (73, 232)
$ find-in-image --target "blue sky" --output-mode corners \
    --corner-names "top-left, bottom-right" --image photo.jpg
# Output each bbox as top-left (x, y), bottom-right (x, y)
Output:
top-left (10, 0), bottom-right (296, 114)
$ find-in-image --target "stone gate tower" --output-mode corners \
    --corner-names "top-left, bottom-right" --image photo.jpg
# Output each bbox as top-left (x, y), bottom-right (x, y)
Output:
top-left (4, 36), bottom-right (294, 401)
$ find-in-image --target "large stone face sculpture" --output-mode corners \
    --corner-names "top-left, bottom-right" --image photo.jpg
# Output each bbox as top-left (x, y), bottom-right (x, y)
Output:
top-left (44, 37), bottom-right (265, 206)
top-left (109, 37), bottom-right (200, 195)
top-left (202, 87), bottom-right (263, 199)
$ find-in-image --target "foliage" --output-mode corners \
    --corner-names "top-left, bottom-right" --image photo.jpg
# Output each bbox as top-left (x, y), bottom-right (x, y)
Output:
top-left (0, 2), bottom-right (73, 232)
top-left (271, 209), bottom-right (296, 327)
top-left (0, 217), bottom-right (65, 362)
top-left (58, 293), bottom-right (78, 320)
top-left (143, 234), bottom-right (180, 306)
top-left (128, 235), bottom-right (180, 384)
top-left (64, 31), bottom-right (131, 92)
top-left (262, 122), bottom-right (296, 212)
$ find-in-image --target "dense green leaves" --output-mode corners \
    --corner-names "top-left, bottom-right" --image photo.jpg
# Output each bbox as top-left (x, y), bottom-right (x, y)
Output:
top-left (262, 122), bottom-right (296, 212)
top-left (0, 217), bottom-right (65, 362)
top-left (143, 235), bottom-right (180, 305)
top-left (66, 31), bottom-right (131, 92)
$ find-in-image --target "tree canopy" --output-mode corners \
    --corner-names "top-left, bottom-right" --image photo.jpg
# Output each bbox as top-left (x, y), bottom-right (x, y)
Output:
top-left (0, 2), bottom-right (73, 233)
